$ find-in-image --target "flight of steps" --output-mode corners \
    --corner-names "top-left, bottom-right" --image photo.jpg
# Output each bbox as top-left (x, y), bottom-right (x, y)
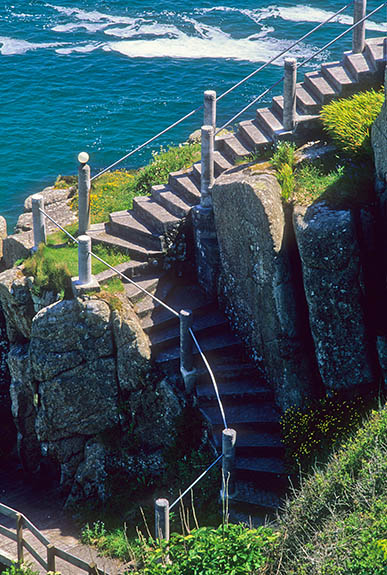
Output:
top-left (90, 37), bottom-right (385, 517)
top-left (120, 274), bottom-right (287, 520)
top-left (89, 38), bottom-right (385, 280)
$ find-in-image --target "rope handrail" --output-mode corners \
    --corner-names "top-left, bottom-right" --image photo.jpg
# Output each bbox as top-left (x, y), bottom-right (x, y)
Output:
top-left (38, 207), bottom-right (228, 432)
top-left (216, 1), bottom-right (386, 135)
top-left (89, 1), bottom-right (357, 180)
top-left (169, 453), bottom-right (224, 510)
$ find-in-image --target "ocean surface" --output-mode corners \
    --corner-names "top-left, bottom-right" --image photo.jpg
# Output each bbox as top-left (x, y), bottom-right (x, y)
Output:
top-left (0, 1), bottom-right (386, 229)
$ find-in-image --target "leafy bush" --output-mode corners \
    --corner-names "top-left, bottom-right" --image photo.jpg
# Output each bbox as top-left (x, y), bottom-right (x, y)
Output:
top-left (82, 522), bottom-right (277, 574)
top-left (271, 141), bottom-right (297, 200)
top-left (281, 393), bottom-right (367, 471)
top-left (320, 88), bottom-right (384, 157)
top-left (2, 563), bottom-right (39, 575)
top-left (23, 244), bottom-right (72, 299)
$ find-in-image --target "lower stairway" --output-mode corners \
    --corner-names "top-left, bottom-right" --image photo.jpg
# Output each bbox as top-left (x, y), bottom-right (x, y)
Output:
top-left (112, 270), bottom-right (288, 521)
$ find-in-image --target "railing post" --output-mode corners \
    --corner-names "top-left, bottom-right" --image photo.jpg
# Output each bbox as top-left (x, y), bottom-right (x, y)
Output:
top-left (180, 309), bottom-right (196, 394)
top-left (78, 235), bottom-right (92, 285)
top-left (47, 543), bottom-right (56, 571)
top-left (200, 125), bottom-right (214, 208)
top-left (31, 194), bottom-right (46, 250)
top-left (78, 151), bottom-right (91, 236)
top-left (155, 498), bottom-right (170, 541)
top-left (89, 563), bottom-right (98, 575)
top-left (283, 58), bottom-right (297, 131)
top-left (16, 513), bottom-right (23, 564)
top-left (352, 0), bottom-right (366, 54)
top-left (204, 90), bottom-right (216, 133)
top-left (221, 428), bottom-right (237, 499)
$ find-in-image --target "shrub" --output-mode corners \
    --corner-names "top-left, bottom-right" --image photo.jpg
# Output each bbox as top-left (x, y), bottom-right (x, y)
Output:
top-left (271, 141), bottom-right (297, 200)
top-left (2, 563), bottom-right (39, 575)
top-left (23, 244), bottom-right (72, 299)
top-left (320, 88), bottom-right (384, 157)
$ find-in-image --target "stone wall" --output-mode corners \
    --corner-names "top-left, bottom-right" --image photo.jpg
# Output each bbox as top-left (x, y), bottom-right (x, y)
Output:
top-left (0, 267), bottom-right (183, 506)
top-left (212, 166), bottom-right (385, 410)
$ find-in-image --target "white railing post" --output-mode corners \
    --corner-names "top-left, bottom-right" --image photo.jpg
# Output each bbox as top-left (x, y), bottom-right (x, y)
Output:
top-left (155, 498), bottom-right (170, 541)
top-left (200, 125), bottom-right (214, 208)
top-left (352, 0), bottom-right (366, 54)
top-left (221, 428), bottom-right (237, 499)
top-left (283, 57), bottom-right (297, 131)
top-left (180, 309), bottom-right (196, 394)
top-left (204, 90), bottom-right (216, 133)
top-left (31, 194), bottom-right (47, 250)
top-left (78, 151), bottom-right (91, 235)
top-left (78, 235), bottom-right (92, 285)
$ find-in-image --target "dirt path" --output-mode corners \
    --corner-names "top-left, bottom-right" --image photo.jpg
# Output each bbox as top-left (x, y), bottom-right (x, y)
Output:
top-left (0, 459), bottom-right (126, 574)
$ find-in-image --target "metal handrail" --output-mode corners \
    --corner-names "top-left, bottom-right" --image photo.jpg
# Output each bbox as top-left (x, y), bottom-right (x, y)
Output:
top-left (89, 1), bottom-right (359, 180)
top-left (216, 1), bottom-right (387, 135)
top-left (38, 207), bottom-right (228, 429)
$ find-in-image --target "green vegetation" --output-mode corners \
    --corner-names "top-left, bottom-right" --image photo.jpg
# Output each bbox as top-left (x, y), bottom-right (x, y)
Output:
top-left (281, 393), bottom-right (369, 472)
top-left (269, 404), bottom-right (387, 575)
top-left (82, 404), bottom-right (387, 574)
top-left (2, 564), bottom-right (39, 575)
top-left (82, 521), bottom-right (277, 574)
top-left (70, 142), bottom-right (201, 223)
top-left (22, 229), bottom-right (128, 298)
top-left (320, 88), bottom-right (384, 157)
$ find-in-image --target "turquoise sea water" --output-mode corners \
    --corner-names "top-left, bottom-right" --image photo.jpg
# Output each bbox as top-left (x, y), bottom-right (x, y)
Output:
top-left (0, 1), bottom-right (386, 228)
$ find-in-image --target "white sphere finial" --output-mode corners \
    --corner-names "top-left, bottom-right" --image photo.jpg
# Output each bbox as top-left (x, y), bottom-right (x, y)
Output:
top-left (78, 151), bottom-right (89, 164)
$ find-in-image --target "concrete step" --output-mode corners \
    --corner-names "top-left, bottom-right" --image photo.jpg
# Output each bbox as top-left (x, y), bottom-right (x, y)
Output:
top-left (271, 95), bottom-right (284, 119)
top-left (151, 184), bottom-right (193, 218)
top-left (88, 224), bottom-right (163, 263)
top-left (320, 61), bottom-right (356, 97)
top-left (232, 480), bottom-right (282, 511)
top-left (192, 151), bottom-right (233, 182)
top-left (364, 37), bottom-right (386, 76)
top-left (343, 50), bottom-right (377, 84)
top-left (134, 277), bottom-right (177, 319)
top-left (149, 309), bottom-right (228, 352)
top-left (168, 171), bottom-right (201, 204)
top-left (235, 456), bottom-right (287, 483)
top-left (197, 379), bottom-right (274, 403)
top-left (124, 273), bottom-right (165, 305)
top-left (237, 120), bottom-right (271, 150)
top-left (294, 83), bottom-right (321, 115)
top-left (156, 330), bottom-right (240, 365)
top-left (255, 107), bottom-right (285, 138)
top-left (213, 429), bottom-right (283, 457)
top-left (216, 133), bottom-right (252, 163)
top-left (132, 196), bottom-right (180, 235)
top-left (94, 260), bottom-right (148, 284)
top-left (201, 403), bottom-right (280, 428)
top-left (108, 210), bottom-right (162, 250)
top-left (303, 71), bottom-right (337, 104)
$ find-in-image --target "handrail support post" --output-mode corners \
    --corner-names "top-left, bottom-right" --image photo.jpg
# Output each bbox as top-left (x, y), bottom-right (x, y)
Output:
top-left (31, 194), bottom-right (47, 251)
top-left (221, 428), bottom-right (237, 500)
top-left (155, 498), bottom-right (170, 541)
top-left (283, 57), bottom-right (297, 131)
top-left (352, 0), bottom-right (366, 54)
top-left (71, 235), bottom-right (100, 296)
top-left (180, 309), bottom-right (197, 395)
top-left (78, 151), bottom-right (91, 235)
top-left (47, 543), bottom-right (56, 572)
top-left (200, 125), bottom-right (214, 208)
top-left (204, 90), bottom-right (217, 134)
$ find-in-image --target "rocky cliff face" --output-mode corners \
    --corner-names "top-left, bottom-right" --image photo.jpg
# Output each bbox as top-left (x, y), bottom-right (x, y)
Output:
top-left (0, 269), bottom-right (183, 506)
top-left (212, 167), bottom-right (385, 410)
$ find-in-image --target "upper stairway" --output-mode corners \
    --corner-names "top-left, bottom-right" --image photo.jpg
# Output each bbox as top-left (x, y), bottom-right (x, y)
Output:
top-left (89, 37), bottom-right (385, 273)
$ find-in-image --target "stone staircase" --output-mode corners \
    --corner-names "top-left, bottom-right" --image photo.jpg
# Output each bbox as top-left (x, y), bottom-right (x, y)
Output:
top-left (90, 37), bottom-right (385, 518)
top-left (121, 274), bottom-right (286, 519)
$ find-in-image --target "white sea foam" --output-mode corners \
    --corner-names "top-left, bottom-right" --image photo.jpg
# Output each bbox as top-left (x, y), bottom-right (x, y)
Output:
top-left (0, 36), bottom-right (64, 55)
top-left (56, 43), bottom-right (102, 55)
top-left (107, 29), bottom-right (315, 63)
top-left (198, 5), bottom-right (387, 32)
top-left (46, 4), bottom-right (140, 25)
top-left (52, 22), bottom-right (110, 33)
top-left (104, 23), bottom-right (180, 39)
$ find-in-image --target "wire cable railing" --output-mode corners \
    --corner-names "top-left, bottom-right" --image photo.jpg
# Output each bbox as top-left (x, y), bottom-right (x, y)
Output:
top-left (90, 1), bottom-right (360, 181)
top-left (39, 207), bottom-right (228, 430)
top-left (216, 1), bottom-right (386, 135)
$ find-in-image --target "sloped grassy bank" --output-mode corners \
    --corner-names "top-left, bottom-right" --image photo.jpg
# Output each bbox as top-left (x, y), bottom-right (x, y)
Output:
top-left (81, 404), bottom-right (387, 575)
